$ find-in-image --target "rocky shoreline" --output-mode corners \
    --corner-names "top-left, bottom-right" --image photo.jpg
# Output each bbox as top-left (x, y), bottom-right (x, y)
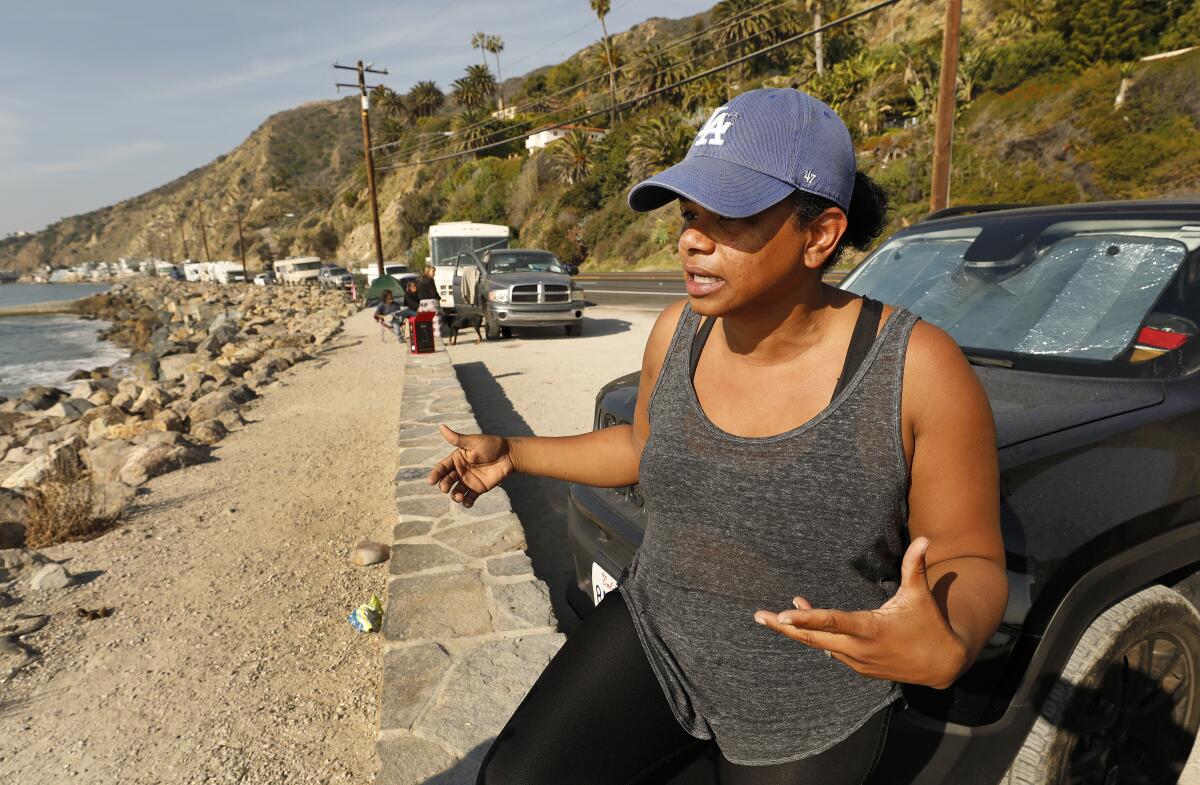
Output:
top-left (0, 278), bottom-right (357, 549)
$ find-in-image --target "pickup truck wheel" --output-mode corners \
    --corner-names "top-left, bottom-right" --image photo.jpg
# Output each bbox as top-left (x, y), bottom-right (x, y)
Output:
top-left (565, 324), bottom-right (581, 337)
top-left (1003, 585), bottom-right (1200, 785)
top-left (484, 313), bottom-right (502, 341)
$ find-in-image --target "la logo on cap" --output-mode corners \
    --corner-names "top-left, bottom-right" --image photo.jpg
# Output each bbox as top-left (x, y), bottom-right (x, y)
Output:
top-left (694, 107), bottom-right (734, 147)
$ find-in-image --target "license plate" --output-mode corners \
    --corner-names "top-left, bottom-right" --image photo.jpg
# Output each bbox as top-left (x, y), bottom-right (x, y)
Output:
top-left (591, 562), bottom-right (619, 606)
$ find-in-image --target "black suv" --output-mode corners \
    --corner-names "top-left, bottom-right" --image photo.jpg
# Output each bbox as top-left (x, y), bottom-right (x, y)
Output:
top-left (566, 200), bottom-right (1200, 784)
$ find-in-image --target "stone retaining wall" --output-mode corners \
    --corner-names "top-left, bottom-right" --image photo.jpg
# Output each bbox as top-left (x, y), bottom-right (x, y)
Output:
top-left (377, 348), bottom-right (565, 785)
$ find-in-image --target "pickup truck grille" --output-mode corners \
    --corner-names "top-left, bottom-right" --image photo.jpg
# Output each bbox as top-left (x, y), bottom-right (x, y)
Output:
top-left (511, 284), bottom-right (570, 304)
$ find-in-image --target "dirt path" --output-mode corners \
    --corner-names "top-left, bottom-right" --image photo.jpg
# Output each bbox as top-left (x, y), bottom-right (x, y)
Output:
top-left (0, 309), bottom-right (401, 784)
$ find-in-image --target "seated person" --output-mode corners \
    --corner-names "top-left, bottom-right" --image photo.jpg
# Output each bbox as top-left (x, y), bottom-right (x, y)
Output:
top-left (373, 290), bottom-right (415, 338)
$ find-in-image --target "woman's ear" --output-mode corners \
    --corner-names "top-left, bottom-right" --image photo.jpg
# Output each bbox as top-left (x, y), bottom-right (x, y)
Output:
top-left (801, 208), bottom-right (848, 271)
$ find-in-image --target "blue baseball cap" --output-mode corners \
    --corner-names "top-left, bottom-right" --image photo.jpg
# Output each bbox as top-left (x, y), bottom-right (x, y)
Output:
top-left (628, 88), bottom-right (856, 218)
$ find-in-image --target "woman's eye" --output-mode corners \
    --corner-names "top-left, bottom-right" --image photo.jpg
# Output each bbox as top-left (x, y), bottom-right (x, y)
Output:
top-left (680, 211), bottom-right (696, 222)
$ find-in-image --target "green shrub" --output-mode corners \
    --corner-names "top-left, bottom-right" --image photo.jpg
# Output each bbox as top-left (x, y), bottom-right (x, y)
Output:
top-left (980, 31), bottom-right (1069, 93)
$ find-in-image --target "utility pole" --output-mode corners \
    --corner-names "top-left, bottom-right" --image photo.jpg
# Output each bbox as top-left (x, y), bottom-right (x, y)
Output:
top-left (235, 207), bottom-right (248, 277)
top-left (178, 217), bottom-right (190, 260)
top-left (196, 204), bottom-right (212, 262)
top-left (929, 0), bottom-right (962, 213)
top-left (335, 60), bottom-right (388, 278)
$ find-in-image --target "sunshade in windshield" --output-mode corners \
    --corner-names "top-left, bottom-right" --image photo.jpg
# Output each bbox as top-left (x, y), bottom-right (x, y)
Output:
top-left (845, 231), bottom-right (1189, 361)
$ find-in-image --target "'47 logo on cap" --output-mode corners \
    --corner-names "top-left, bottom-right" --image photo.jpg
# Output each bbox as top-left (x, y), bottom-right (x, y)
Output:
top-left (694, 107), bottom-right (735, 147)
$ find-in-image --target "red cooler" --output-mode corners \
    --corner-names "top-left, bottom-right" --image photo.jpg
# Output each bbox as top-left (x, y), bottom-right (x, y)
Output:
top-left (409, 312), bottom-right (436, 354)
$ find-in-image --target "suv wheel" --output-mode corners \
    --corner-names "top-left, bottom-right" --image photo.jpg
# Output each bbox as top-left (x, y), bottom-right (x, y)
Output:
top-left (485, 313), bottom-right (502, 341)
top-left (1003, 585), bottom-right (1200, 785)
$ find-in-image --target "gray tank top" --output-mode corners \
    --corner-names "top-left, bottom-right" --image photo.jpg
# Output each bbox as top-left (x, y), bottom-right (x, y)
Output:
top-left (621, 302), bottom-right (919, 766)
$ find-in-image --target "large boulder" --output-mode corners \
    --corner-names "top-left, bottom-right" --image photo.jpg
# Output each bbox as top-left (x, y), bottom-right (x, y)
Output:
top-left (158, 353), bottom-right (201, 383)
top-left (44, 398), bottom-right (94, 420)
top-left (0, 488), bottom-right (27, 548)
top-left (130, 384), bottom-right (172, 416)
top-left (0, 452), bottom-right (51, 490)
top-left (80, 405), bottom-right (125, 443)
top-left (86, 439), bottom-right (136, 484)
top-left (118, 443), bottom-right (206, 486)
top-left (19, 386), bottom-right (64, 411)
top-left (110, 352), bottom-right (160, 384)
top-left (189, 418), bottom-right (228, 445)
top-left (197, 323), bottom-right (239, 358)
top-left (187, 384), bottom-right (254, 424)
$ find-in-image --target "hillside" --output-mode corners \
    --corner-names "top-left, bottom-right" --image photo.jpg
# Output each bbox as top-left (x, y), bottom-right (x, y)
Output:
top-left (4, 0), bottom-right (1200, 274)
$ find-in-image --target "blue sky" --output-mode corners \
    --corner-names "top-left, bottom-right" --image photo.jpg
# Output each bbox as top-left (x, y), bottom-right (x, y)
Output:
top-left (0, 0), bottom-right (714, 237)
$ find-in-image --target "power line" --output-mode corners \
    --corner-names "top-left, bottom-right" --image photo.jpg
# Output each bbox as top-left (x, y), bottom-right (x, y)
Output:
top-left (502, 0), bottom-right (639, 72)
top-left (373, 0), bottom-right (791, 161)
top-left (378, 0), bottom-right (904, 172)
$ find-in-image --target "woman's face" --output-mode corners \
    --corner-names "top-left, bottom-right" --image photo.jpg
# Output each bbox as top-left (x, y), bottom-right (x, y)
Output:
top-left (677, 197), bottom-right (843, 317)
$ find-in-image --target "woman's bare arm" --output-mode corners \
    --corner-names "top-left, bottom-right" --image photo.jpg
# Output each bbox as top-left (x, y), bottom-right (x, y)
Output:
top-left (756, 321), bottom-right (1007, 689)
top-left (429, 300), bottom-right (686, 503)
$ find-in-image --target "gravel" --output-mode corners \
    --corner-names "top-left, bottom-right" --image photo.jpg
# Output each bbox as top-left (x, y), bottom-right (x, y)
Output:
top-left (0, 309), bottom-right (400, 784)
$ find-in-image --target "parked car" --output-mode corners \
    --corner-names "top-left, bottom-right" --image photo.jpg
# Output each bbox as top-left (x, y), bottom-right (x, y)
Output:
top-left (318, 265), bottom-right (354, 290)
top-left (450, 249), bottom-right (586, 339)
top-left (253, 271), bottom-right (276, 286)
top-left (566, 199), bottom-right (1200, 784)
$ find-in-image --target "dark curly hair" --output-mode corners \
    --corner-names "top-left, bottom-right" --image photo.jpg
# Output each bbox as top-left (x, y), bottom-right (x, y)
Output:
top-left (791, 171), bottom-right (889, 269)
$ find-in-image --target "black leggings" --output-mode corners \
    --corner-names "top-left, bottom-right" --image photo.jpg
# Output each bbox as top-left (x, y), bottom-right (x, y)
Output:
top-left (476, 590), bottom-right (892, 785)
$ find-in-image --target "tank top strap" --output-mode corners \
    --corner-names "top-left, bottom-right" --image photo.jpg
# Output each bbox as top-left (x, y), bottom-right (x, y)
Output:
top-left (647, 304), bottom-right (703, 416)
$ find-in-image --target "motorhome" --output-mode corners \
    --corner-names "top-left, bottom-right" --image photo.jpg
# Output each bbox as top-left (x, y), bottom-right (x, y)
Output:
top-left (182, 261), bottom-right (208, 282)
top-left (274, 256), bottom-right (323, 286)
top-left (211, 261), bottom-right (247, 284)
top-left (428, 222), bottom-right (509, 310)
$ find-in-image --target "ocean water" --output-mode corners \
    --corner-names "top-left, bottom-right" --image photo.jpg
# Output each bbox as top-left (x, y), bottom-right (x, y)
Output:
top-left (0, 284), bottom-right (129, 398)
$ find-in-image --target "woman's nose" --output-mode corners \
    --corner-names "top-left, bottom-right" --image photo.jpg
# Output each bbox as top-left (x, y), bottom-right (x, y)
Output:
top-left (679, 225), bottom-right (716, 256)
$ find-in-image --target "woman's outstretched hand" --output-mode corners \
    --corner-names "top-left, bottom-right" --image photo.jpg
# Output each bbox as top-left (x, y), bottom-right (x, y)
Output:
top-left (428, 425), bottom-right (515, 508)
top-left (754, 537), bottom-right (970, 690)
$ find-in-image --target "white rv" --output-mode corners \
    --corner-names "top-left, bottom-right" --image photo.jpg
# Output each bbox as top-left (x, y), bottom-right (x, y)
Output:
top-left (428, 222), bottom-right (510, 310)
top-left (211, 261), bottom-right (247, 284)
top-left (182, 261), bottom-right (207, 282)
top-left (274, 256), bottom-right (323, 286)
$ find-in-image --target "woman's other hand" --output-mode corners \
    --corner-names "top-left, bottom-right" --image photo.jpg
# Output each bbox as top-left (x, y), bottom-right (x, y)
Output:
top-left (428, 425), bottom-right (515, 507)
top-left (754, 537), bottom-right (970, 690)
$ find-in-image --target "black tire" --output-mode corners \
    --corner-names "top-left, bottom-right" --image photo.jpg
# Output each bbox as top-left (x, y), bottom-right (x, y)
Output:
top-left (501, 326), bottom-right (512, 339)
top-left (485, 313), bottom-right (502, 341)
top-left (565, 324), bottom-right (581, 337)
top-left (1003, 584), bottom-right (1200, 785)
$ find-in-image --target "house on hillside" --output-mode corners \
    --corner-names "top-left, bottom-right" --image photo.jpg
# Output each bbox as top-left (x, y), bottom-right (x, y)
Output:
top-left (524, 125), bottom-right (607, 152)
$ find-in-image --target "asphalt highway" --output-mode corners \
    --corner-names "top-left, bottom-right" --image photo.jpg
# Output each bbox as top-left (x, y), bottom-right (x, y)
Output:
top-left (575, 270), bottom-right (849, 310)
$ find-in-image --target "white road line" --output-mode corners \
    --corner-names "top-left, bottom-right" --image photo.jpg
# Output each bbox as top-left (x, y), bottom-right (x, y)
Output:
top-left (584, 289), bottom-right (683, 296)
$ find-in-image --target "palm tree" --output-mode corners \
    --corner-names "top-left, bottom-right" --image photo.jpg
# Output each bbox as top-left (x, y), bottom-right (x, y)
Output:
top-left (807, 0), bottom-right (825, 76)
top-left (452, 64), bottom-right (497, 112)
top-left (471, 32), bottom-right (490, 70)
top-left (590, 0), bottom-right (621, 125)
top-left (1114, 61), bottom-right (1137, 109)
top-left (407, 81), bottom-right (445, 118)
top-left (372, 85), bottom-right (408, 122)
top-left (711, 0), bottom-right (774, 94)
top-left (485, 35), bottom-right (505, 111)
top-left (451, 109), bottom-right (502, 155)
top-left (628, 115), bottom-right (693, 181)
top-left (548, 131), bottom-right (595, 185)
top-left (629, 48), bottom-right (688, 106)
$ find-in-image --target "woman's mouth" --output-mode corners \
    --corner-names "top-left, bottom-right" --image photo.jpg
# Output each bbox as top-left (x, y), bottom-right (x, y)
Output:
top-left (685, 271), bottom-right (725, 297)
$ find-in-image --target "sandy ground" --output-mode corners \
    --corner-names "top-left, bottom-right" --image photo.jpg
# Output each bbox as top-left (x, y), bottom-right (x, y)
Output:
top-left (0, 309), bottom-right (401, 784)
top-left (446, 304), bottom-right (1200, 783)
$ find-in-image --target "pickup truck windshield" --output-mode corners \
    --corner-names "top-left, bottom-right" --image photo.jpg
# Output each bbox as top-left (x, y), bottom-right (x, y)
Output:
top-left (486, 252), bottom-right (565, 274)
top-left (842, 219), bottom-right (1194, 363)
top-left (325, 267), bottom-right (350, 275)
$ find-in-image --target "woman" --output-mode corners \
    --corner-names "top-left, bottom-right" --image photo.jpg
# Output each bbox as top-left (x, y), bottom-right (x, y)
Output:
top-left (373, 289), bottom-right (416, 339)
top-left (429, 89), bottom-right (1006, 785)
